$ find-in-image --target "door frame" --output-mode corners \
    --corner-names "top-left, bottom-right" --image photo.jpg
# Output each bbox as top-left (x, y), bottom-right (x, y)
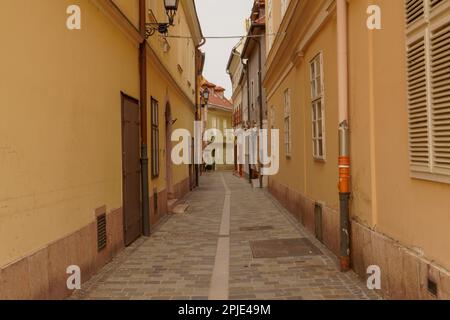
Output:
top-left (120, 92), bottom-right (142, 246)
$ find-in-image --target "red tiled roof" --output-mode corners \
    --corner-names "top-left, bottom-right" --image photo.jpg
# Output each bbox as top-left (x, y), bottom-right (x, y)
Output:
top-left (208, 92), bottom-right (233, 111)
top-left (201, 79), bottom-right (233, 111)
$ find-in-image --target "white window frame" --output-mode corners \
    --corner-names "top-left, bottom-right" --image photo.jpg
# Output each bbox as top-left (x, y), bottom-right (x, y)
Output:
top-left (281, 0), bottom-right (290, 17)
top-left (310, 52), bottom-right (326, 160)
top-left (284, 89), bottom-right (292, 158)
top-left (267, 0), bottom-right (274, 50)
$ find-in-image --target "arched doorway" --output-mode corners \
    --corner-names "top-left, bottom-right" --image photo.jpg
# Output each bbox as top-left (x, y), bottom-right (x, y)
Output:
top-left (165, 102), bottom-right (173, 199)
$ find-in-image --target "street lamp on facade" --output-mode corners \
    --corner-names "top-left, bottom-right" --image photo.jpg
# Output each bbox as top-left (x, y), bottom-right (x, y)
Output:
top-left (201, 87), bottom-right (210, 106)
top-left (145, 0), bottom-right (180, 38)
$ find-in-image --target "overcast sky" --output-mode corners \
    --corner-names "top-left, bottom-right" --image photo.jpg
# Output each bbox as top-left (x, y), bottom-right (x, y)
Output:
top-left (195, 0), bottom-right (253, 99)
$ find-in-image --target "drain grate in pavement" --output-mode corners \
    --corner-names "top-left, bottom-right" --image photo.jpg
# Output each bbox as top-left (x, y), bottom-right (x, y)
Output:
top-left (250, 238), bottom-right (322, 258)
top-left (239, 225), bottom-right (274, 232)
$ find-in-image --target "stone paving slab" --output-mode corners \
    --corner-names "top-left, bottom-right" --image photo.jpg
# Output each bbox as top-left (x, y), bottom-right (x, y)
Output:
top-left (70, 172), bottom-right (380, 300)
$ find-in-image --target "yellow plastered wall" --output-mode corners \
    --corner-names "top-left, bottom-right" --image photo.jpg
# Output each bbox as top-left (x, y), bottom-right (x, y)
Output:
top-left (348, 0), bottom-right (450, 270)
top-left (0, 0), bottom-right (140, 267)
top-left (112, 0), bottom-right (140, 28)
top-left (206, 109), bottom-right (232, 132)
top-left (267, 15), bottom-right (339, 210)
top-left (145, 1), bottom-right (198, 194)
top-left (206, 108), bottom-right (233, 167)
top-left (147, 1), bottom-right (197, 106)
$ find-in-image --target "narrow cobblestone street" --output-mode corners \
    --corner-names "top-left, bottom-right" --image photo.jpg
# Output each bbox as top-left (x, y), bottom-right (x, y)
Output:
top-left (70, 172), bottom-right (379, 300)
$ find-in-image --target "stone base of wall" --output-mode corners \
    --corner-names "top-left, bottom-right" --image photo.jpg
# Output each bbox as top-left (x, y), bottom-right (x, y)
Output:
top-left (150, 188), bottom-right (168, 226)
top-left (268, 179), bottom-right (340, 256)
top-left (0, 207), bottom-right (124, 300)
top-left (173, 177), bottom-right (191, 201)
top-left (269, 178), bottom-right (450, 300)
top-left (351, 220), bottom-right (450, 300)
top-left (216, 165), bottom-right (235, 171)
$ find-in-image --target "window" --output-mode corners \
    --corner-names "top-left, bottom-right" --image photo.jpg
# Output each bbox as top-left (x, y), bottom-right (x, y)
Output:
top-left (406, 0), bottom-right (450, 180)
top-left (270, 106), bottom-right (275, 129)
top-left (251, 80), bottom-right (255, 111)
top-left (310, 53), bottom-right (325, 160)
top-left (151, 98), bottom-right (159, 178)
top-left (267, 0), bottom-right (274, 49)
top-left (284, 89), bottom-right (292, 157)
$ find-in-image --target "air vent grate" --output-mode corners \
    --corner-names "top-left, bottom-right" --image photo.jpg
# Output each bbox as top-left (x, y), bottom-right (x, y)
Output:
top-left (314, 203), bottom-right (323, 243)
top-left (428, 278), bottom-right (438, 296)
top-left (97, 213), bottom-right (107, 252)
top-left (154, 189), bottom-right (159, 213)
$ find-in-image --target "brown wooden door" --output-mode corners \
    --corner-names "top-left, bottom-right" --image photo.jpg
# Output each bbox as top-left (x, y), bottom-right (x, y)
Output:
top-left (121, 94), bottom-right (141, 246)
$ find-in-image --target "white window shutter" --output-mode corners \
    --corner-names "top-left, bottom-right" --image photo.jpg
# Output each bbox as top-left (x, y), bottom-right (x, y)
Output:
top-left (406, 0), bottom-right (425, 27)
top-left (430, 0), bottom-right (445, 9)
top-left (431, 21), bottom-right (450, 174)
top-left (407, 35), bottom-right (430, 171)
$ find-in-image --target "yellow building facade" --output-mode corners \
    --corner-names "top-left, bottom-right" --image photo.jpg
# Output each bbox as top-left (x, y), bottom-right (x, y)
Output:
top-left (265, 0), bottom-right (450, 299)
top-left (0, 0), bottom-right (202, 299)
top-left (201, 80), bottom-right (234, 171)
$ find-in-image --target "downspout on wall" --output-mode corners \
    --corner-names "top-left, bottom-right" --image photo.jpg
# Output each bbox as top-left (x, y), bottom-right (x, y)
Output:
top-left (139, 0), bottom-right (150, 237)
top-left (248, 35), bottom-right (264, 189)
top-left (337, 0), bottom-right (350, 272)
top-left (243, 59), bottom-right (252, 183)
top-left (195, 38), bottom-right (206, 188)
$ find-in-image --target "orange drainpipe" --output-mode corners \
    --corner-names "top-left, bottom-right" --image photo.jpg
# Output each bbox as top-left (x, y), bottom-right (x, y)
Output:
top-left (337, 0), bottom-right (351, 272)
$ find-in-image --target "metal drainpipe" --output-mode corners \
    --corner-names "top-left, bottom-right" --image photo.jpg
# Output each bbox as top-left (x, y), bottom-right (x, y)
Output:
top-left (243, 60), bottom-right (252, 183)
top-left (195, 38), bottom-right (206, 188)
top-left (139, 0), bottom-right (150, 237)
top-left (247, 35), bottom-right (264, 188)
top-left (337, 0), bottom-right (351, 272)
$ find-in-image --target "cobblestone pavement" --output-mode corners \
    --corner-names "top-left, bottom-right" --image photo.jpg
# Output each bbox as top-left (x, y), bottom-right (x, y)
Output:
top-left (70, 172), bottom-right (380, 300)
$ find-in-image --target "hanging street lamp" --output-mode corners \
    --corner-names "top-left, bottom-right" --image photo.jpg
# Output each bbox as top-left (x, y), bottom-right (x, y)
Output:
top-left (145, 0), bottom-right (180, 38)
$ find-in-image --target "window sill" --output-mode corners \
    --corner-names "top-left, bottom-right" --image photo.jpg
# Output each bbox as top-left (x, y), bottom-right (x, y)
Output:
top-left (313, 157), bottom-right (326, 163)
top-left (411, 171), bottom-right (450, 185)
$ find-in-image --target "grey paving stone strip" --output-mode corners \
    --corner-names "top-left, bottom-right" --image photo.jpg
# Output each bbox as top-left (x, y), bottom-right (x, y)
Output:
top-left (208, 173), bottom-right (231, 300)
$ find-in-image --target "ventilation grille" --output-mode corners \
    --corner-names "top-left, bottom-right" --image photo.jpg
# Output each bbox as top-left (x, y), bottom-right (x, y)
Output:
top-left (407, 36), bottom-right (430, 169)
top-left (314, 203), bottom-right (323, 243)
top-left (431, 22), bottom-right (450, 172)
top-left (97, 214), bottom-right (107, 252)
top-left (428, 278), bottom-right (438, 296)
top-left (154, 189), bottom-right (158, 213)
top-left (406, 0), bottom-right (425, 26)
